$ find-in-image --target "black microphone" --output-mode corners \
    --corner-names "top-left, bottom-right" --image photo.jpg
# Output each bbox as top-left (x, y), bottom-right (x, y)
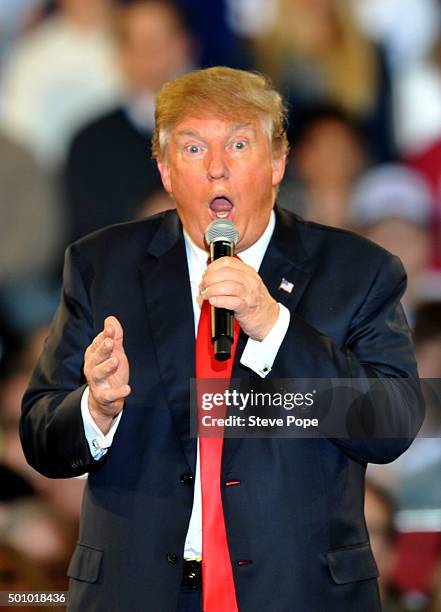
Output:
top-left (205, 219), bottom-right (239, 361)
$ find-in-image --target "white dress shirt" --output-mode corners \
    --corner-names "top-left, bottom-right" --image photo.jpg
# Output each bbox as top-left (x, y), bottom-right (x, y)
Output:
top-left (81, 210), bottom-right (290, 558)
top-left (0, 17), bottom-right (123, 168)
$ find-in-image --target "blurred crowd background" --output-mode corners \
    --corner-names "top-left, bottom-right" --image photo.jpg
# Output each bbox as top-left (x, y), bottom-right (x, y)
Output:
top-left (0, 1), bottom-right (441, 610)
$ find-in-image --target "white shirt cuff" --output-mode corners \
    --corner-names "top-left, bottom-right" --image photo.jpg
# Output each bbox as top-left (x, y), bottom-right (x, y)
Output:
top-left (240, 303), bottom-right (291, 378)
top-left (81, 386), bottom-right (122, 460)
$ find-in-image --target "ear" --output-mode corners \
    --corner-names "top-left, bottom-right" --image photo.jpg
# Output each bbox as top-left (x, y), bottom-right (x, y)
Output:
top-left (271, 154), bottom-right (286, 188)
top-left (157, 159), bottom-right (172, 194)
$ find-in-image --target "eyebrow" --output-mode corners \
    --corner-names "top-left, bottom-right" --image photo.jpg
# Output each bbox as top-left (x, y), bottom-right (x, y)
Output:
top-left (175, 122), bottom-right (257, 141)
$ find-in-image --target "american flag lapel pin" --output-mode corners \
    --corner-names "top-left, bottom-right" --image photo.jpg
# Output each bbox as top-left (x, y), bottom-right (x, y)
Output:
top-left (279, 278), bottom-right (295, 294)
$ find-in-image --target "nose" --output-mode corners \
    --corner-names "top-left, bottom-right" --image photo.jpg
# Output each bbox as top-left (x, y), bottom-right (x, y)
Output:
top-left (206, 148), bottom-right (229, 180)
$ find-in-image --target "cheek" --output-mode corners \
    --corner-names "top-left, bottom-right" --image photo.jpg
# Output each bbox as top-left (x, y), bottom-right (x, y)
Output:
top-left (239, 162), bottom-right (273, 193)
top-left (169, 166), bottom-right (204, 195)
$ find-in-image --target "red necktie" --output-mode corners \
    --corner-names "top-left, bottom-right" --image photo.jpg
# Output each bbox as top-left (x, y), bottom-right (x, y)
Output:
top-left (196, 298), bottom-right (240, 612)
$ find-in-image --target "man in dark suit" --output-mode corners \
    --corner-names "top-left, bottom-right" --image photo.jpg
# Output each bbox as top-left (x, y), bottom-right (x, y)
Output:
top-left (21, 67), bottom-right (424, 611)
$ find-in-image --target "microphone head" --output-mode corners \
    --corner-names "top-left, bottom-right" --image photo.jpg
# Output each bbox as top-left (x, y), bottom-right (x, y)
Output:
top-left (205, 219), bottom-right (239, 246)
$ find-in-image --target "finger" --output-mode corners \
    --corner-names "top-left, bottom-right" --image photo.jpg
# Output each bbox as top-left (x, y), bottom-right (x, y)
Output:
top-left (202, 266), bottom-right (255, 291)
top-left (208, 295), bottom-right (245, 312)
top-left (88, 337), bottom-right (114, 367)
top-left (88, 329), bottom-right (107, 354)
top-left (202, 280), bottom-right (246, 301)
top-left (84, 346), bottom-right (112, 381)
top-left (205, 260), bottom-right (251, 279)
top-left (91, 355), bottom-right (119, 383)
top-left (105, 315), bottom-right (124, 347)
top-left (89, 319), bottom-right (116, 353)
top-left (97, 385), bottom-right (131, 405)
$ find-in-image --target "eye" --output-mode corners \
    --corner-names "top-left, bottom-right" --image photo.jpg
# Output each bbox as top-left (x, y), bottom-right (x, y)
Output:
top-left (185, 144), bottom-right (201, 154)
top-left (233, 140), bottom-right (247, 150)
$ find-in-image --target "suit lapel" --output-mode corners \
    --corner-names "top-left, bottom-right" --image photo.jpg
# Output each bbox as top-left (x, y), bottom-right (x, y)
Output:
top-left (259, 207), bottom-right (313, 316)
top-left (225, 208), bottom-right (315, 471)
top-left (139, 212), bottom-right (197, 471)
top-left (231, 207), bottom-right (314, 378)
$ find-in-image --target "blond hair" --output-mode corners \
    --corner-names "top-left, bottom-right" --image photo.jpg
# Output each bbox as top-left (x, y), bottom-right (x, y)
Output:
top-left (255, 0), bottom-right (377, 115)
top-left (152, 66), bottom-right (288, 160)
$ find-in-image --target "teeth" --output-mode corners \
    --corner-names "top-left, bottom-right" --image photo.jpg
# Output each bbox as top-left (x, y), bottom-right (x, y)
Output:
top-left (216, 211), bottom-right (229, 218)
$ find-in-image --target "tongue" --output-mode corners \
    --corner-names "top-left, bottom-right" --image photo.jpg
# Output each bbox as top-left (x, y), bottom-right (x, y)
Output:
top-left (209, 197), bottom-right (233, 212)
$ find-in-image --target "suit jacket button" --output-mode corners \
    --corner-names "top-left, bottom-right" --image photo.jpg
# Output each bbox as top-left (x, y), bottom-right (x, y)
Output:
top-left (180, 473), bottom-right (194, 486)
top-left (166, 552), bottom-right (178, 565)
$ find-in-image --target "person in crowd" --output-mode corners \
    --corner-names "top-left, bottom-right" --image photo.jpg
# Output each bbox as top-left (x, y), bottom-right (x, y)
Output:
top-left (253, 0), bottom-right (395, 162)
top-left (394, 25), bottom-right (441, 158)
top-left (279, 103), bottom-right (367, 227)
top-left (350, 164), bottom-right (434, 322)
top-left (365, 479), bottom-right (441, 612)
top-left (0, 131), bottom-right (60, 346)
top-left (0, 132), bottom-right (59, 294)
top-left (0, 466), bottom-right (35, 503)
top-left (0, 0), bottom-right (45, 82)
top-left (368, 300), bottom-right (441, 484)
top-left (175, 0), bottom-right (254, 69)
top-left (405, 35), bottom-right (441, 271)
top-left (1, 326), bottom-right (85, 521)
top-left (0, 543), bottom-right (53, 606)
top-left (414, 301), bottom-right (441, 379)
top-left (367, 302), bottom-right (441, 609)
top-left (365, 480), bottom-right (406, 612)
top-left (0, 0), bottom-right (122, 169)
top-left (63, 0), bottom-right (193, 243)
top-left (350, 0), bottom-right (441, 71)
top-left (0, 498), bottom-right (76, 590)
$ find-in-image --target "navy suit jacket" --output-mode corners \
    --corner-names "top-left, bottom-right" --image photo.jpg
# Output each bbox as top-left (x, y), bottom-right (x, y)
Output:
top-left (21, 208), bottom-right (424, 612)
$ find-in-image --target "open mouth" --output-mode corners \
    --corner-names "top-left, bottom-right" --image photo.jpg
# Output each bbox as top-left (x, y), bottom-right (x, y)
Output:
top-left (208, 196), bottom-right (234, 220)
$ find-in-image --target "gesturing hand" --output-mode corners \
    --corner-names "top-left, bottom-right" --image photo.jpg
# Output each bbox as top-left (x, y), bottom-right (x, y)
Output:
top-left (83, 316), bottom-right (130, 434)
top-left (199, 257), bottom-right (279, 341)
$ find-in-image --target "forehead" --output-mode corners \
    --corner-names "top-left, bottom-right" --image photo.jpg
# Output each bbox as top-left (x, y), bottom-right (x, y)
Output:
top-left (122, 3), bottom-right (181, 38)
top-left (170, 113), bottom-right (267, 140)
